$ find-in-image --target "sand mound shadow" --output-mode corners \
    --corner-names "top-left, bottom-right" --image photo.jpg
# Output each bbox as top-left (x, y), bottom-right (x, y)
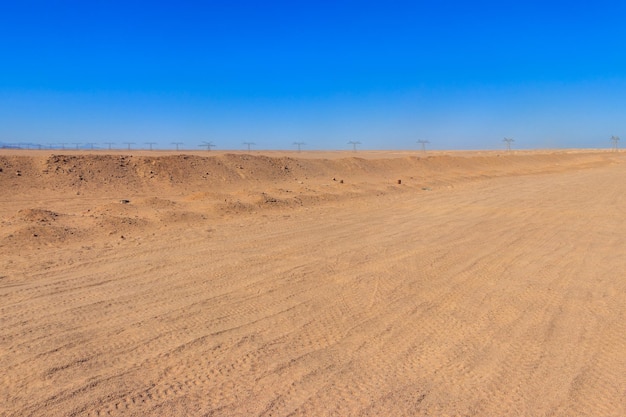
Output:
top-left (1, 224), bottom-right (83, 249)
top-left (17, 208), bottom-right (61, 223)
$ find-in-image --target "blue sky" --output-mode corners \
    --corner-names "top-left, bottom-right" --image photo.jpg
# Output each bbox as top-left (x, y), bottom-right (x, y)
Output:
top-left (1, 1), bottom-right (626, 150)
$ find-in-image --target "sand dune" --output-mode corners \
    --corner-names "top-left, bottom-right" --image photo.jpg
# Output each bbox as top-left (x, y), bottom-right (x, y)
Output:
top-left (1, 150), bottom-right (625, 416)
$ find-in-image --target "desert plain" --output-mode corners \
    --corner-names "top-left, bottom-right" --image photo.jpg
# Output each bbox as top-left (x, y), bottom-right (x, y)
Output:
top-left (1, 149), bottom-right (625, 416)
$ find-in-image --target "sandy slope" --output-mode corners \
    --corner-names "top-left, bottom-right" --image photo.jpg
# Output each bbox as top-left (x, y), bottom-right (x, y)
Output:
top-left (1, 150), bottom-right (625, 416)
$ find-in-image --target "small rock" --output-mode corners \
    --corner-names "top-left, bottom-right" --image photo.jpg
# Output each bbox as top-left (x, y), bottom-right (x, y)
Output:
top-left (339, 179), bottom-right (344, 184)
top-left (120, 199), bottom-right (130, 204)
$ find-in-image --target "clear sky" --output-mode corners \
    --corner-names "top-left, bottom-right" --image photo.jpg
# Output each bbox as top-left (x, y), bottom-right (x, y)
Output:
top-left (1, 1), bottom-right (626, 150)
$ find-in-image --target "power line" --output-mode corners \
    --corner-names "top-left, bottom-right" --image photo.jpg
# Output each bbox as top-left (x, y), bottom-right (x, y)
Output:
top-left (503, 137), bottom-right (514, 152)
top-left (348, 141), bottom-right (361, 152)
top-left (293, 142), bottom-right (305, 152)
top-left (198, 141), bottom-right (215, 151)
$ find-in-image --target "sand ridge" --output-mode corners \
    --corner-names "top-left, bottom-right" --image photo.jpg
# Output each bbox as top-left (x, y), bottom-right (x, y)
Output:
top-left (1, 150), bottom-right (625, 416)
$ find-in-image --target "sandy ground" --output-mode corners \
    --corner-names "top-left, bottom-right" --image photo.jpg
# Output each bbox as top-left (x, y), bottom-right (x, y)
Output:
top-left (1, 149), bottom-right (625, 416)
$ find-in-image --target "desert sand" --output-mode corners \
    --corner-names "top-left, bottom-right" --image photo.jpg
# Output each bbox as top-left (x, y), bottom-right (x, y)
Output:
top-left (1, 149), bottom-right (625, 416)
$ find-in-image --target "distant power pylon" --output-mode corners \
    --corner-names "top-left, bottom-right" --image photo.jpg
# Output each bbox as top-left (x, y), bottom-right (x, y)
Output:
top-left (72, 143), bottom-right (81, 150)
top-left (104, 142), bottom-right (115, 150)
top-left (611, 135), bottom-right (620, 152)
top-left (348, 141), bottom-right (361, 152)
top-left (198, 141), bottom-right (215, 151)
top-left (503, 137), bottom-right (514, 152)
top-left (85, 143), bottom-right (96, 150)
top-left (293, 142), bottom-right (305, 152)
top-left (145, 142), bottom-right (156, 151)
top-left (124, 142), bottom-right (135, 150)
top-left (172, 142), bottom-right (183, 151)
top-left (243, 142), bottom-right (255, 151)
top-left (417, 140), bottom-right (430, 153)
top-left (58, 142), bottom-right (67, 150)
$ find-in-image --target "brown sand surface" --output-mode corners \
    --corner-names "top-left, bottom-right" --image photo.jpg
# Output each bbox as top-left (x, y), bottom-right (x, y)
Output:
top-left (1, 150), bottom-right (625, 416)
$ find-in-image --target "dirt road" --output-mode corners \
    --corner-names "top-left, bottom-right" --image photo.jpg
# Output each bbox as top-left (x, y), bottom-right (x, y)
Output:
top-left (1, 151), bottom-right (625, 416)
